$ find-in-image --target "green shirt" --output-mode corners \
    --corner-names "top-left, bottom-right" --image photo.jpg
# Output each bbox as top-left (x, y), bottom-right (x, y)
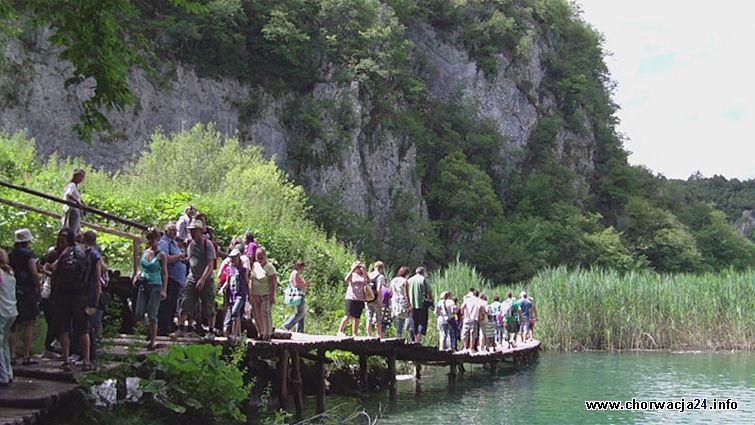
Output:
top-left (187, 238), bottom-right (216, 284)
top-left (407, 274), bottom-right (432, 309)
top-left (251, 261), bottom-right (277, 296)
top-left (505, 300), bottom-right (520, 323)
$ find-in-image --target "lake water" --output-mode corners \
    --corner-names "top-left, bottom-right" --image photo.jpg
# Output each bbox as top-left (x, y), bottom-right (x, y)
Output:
top-left (328, 352), bottom-right (755, 424)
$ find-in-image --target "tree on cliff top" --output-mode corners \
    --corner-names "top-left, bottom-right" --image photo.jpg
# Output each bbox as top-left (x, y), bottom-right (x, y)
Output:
top-left (0, 0), bottom-right (203, 143)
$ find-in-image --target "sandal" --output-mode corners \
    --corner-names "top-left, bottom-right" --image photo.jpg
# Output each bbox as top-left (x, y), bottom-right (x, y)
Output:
top-left (81, 363), bottom-right (93, 372)
top-left (61, 362), bottom-right (72, 372)
top-left (21, 358), bottom-right (39, 366)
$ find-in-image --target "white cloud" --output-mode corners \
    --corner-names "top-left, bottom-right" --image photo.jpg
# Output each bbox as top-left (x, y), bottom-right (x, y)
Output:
top-left (578, 0), bottom-right (755, 179)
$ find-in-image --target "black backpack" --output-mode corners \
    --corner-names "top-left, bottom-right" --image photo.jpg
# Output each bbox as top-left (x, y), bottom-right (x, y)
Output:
top-left (367, 273), bottom-right (382, 301)
top-left (54, 245), bottom-right (92, 293)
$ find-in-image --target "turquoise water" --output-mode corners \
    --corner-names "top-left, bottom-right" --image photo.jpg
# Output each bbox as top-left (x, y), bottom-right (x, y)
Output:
top-left (328, 352), bottom-right (755, 424)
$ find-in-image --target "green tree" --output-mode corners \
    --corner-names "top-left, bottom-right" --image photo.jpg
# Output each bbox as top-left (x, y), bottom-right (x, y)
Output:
top-left (0, 0), bottom-right (203, 141)
top-left (619, 197), bottom-right (703, 272)
top-left (427, 151), bottom-right (503, 262)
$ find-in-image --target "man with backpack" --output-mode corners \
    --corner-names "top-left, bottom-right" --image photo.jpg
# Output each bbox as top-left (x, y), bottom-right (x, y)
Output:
top-left (518, 291), bottom-right (533, 343)
top-left (81, 231), bottom-right (103, 361)
top-left (365, 261), bottom-right (386, 338)
top-left (174, 219), bottom-right (217, 339)
top-left (50, 227), bottom-right (92, 372)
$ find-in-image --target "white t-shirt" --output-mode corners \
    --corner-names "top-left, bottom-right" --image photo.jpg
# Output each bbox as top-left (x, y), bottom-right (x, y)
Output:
top-left (0, 270), bottom-right (18, 317)
top-left (461, 294), bottom-right (481, 324)
top-left (435, 299), bottom-right (456, 320)
top-left (62, 181), bottom-right (80, 213)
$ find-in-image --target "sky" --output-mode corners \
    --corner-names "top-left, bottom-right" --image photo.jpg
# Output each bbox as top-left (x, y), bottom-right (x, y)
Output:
top-left (576, 0), bottom-right (755, 180)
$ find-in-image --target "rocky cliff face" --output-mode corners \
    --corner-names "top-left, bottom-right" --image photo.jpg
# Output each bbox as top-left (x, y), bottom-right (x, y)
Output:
top-left (1, 23), bottom-right (597, 233)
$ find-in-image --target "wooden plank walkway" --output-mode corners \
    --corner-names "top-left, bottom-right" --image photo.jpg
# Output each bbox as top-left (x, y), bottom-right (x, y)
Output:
top-left (0, 333), bottom-right (540, 424)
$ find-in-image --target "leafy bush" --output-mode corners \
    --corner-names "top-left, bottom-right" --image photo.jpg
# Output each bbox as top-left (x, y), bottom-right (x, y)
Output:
top-left (142, 344), bottom-right (250, 423)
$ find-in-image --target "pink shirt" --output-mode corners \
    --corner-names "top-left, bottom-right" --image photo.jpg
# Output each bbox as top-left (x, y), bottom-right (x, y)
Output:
top-left (345, 273), bottom-right (366, 301)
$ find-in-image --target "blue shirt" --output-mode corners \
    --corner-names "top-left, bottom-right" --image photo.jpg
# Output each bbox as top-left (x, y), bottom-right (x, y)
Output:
top-left (519, 298), bottom-right (533, 320)
top-left (158, 235), bottom-right (186, 286)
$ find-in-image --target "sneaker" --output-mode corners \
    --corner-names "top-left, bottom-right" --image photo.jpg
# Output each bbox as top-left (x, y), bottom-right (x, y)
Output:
top-left (170, 328), bottom-right (186, 338)
top-left (336, 332), bottom-right (346, 337)
top-left (42, 350), bottom-right (60, 360)
top-left (193, 324), bottom-right (206, 337)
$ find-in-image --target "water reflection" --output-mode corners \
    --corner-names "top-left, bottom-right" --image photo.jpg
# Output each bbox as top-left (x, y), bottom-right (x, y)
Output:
top-left (326, 352), bottom-right (754, 425)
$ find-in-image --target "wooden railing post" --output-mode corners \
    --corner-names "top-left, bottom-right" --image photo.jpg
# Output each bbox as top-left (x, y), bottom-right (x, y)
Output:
top-left (278, 349), bottom-right (290, 410)
top-left (316, 348), bottom-right (326, 413)
top-left (291, 351), bottom-right (304, 416)
top-left (387, 352), bottom-right (397, 399)
top-left (359, 353), bottom-right (368, 392)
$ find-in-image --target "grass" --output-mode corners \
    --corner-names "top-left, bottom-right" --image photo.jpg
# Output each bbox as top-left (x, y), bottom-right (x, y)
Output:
top-left (411, 262), bottom-right (754, 352)
top-left (525, 267), bottom-right (755, 351)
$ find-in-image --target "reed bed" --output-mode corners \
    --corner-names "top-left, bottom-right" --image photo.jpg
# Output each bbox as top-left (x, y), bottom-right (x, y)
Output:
top-left (427, 263), bottom-right (755, 351)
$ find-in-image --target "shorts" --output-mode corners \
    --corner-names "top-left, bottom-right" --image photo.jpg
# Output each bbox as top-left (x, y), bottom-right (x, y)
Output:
top-left (505, 319), bottom-right (518, 334)
top-left (411, 308), bottom-right (429, 335)
top-left (135, 285), bottom-right (162, 325)
top-left (365, 301), bottom-right (383, 325)
top-left (529, 318), bottom-right (535, 330)
top-left (179, 279), bottom-right (216, 320)
top-left (519, 318), bottom-right (531, 334)
top-left (485, 320), bottom-right (496, 338)
top-left (14, 286), bottom-right (40, 323)
top-left (53, 293), bottom-right (89, 336)
top-left (230, 297), bottom-right (245, 319)
top-left (462, 320), bottom-right (479, 340)
top-left (344, 299), bottom-right (364, 319)
top-left (92, 309), bottom-right (104, 330)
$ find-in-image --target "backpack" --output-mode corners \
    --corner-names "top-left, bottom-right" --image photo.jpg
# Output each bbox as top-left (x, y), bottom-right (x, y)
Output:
top-left (54, 245), bottom-right (92, 293)
top-left (365, 273), bottom-right (379, 303)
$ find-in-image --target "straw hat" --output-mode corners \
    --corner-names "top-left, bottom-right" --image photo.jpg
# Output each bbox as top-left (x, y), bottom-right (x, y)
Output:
top-left (350, 260), bottom-right (364, 272)
top-left (14, 228), bottom-right (33, 243)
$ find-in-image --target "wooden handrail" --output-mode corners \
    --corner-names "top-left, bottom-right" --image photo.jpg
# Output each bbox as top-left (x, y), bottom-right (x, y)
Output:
top-left (0, 197), bottom-right (144, 241)
top-left (0, 181), bottom-right (148, 231)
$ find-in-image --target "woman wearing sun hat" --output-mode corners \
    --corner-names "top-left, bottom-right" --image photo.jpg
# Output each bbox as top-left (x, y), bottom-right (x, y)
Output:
top-left (336, 261), bottom-right (367, 337)
top-left (8, 229), bottom-right (41, 366)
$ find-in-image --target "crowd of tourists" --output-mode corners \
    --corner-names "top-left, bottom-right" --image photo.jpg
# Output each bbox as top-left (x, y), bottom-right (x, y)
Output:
top-left (336, 260), bottom-right (537, 353)
top-left (0, 169), bottom-right (539, 385)
top-left (1, 169), bottom-right (105, 385)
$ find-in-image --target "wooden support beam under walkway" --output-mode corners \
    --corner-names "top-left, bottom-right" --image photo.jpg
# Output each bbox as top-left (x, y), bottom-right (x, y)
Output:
top-left (0, 333), bottom-right (540, 424)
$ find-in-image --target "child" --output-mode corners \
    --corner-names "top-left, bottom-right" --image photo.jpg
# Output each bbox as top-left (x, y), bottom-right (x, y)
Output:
top-left (220, 250), bottom-right (248, 339)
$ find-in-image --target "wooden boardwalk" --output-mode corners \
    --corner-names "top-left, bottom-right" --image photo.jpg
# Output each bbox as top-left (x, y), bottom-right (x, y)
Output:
top-left (0, 333), bottom-right (540, 424)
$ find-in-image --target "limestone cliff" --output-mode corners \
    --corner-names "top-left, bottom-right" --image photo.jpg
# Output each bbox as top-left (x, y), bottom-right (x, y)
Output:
top-left (1, 22), bottom-right (598, 246)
